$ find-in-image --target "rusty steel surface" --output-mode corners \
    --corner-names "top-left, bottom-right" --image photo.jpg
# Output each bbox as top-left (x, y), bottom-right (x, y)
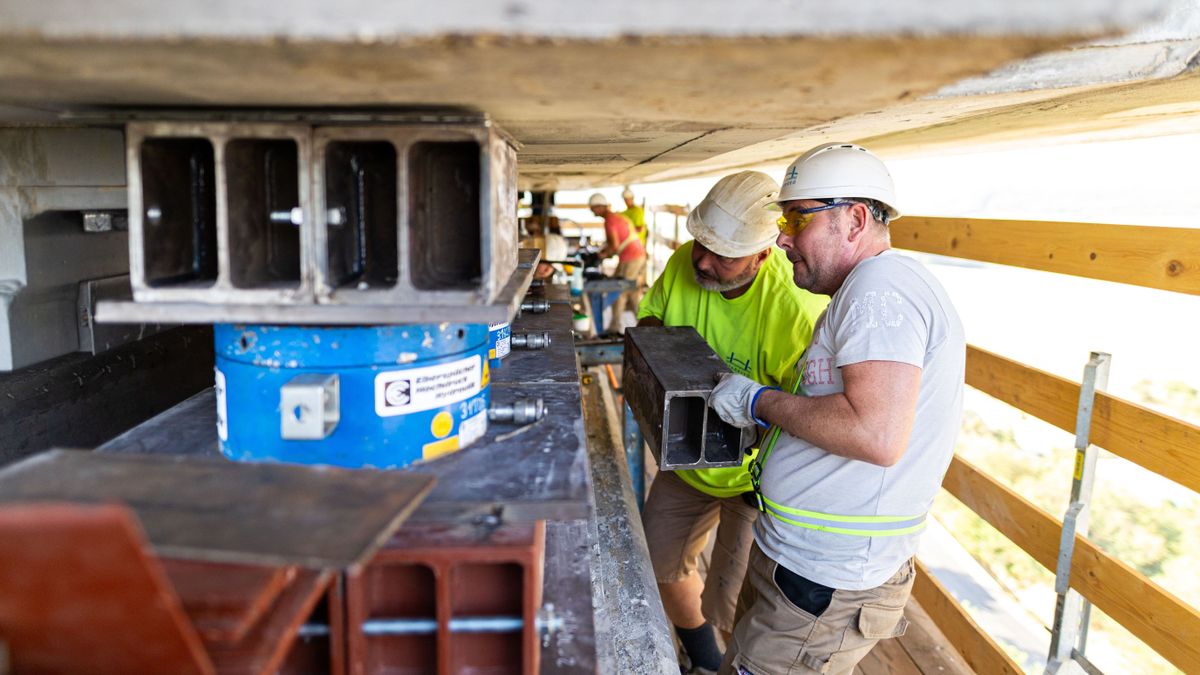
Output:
top-left (0, 503), bottom-right (215, 675)
top-left (345, 521), bottom-right (546, 675)
top-left (0, 449), bottom-right (435, 568)
top-left (161, 560), bottom-right (299, 645)
top-left (205, 568), bottom-right (333, 675)
top-left (623, 326), bottom-right (754, 471)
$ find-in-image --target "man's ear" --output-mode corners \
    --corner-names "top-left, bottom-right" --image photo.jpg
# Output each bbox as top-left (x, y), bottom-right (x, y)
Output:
top-left (844, 202), bottom-right (870, 242)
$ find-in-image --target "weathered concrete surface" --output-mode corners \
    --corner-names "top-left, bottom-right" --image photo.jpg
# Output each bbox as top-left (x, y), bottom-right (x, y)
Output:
top-left (0, 1), bottom-right (1168, 40)
top-left (642, 2), bottom-right (1200, 180)
top-left (0, 34), bottom-right (1095, 189)
top-left (581, 373), bottom-right (677, 674)
top-left (0, 2), bottom-right (1186, 188)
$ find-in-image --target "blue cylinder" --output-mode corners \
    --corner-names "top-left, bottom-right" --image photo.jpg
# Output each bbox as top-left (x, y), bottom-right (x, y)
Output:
top-left (214, 323), bottom-right (490, 469)
top-left (487, 321), bottom-right (511, 369)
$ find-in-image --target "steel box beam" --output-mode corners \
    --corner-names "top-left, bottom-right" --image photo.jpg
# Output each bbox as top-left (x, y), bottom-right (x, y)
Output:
top-left (622, 326), bottom-right (752, 471)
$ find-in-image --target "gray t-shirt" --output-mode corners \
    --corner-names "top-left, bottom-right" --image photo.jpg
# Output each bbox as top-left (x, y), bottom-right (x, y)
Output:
top-left (756, 250), bottom-right (965, 590)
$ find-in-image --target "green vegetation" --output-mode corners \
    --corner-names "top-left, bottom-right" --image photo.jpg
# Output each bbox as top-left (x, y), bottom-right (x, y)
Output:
top-left (932, 380), bottom-right (1200, 675)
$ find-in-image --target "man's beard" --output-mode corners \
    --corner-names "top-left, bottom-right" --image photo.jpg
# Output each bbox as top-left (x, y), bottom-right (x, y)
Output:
top-left (694, 267), bottom-right (757, 292)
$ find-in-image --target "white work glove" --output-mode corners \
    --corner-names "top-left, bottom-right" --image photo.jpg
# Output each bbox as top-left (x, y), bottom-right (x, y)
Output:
top-left (709, 373), bottom-right (773, 429)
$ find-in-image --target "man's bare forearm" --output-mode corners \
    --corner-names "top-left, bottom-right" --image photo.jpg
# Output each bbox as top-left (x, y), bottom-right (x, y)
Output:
top-left (754, 361), bottom-right (920, 467)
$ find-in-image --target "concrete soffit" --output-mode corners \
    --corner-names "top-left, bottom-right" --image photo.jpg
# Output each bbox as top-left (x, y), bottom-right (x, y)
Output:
top-left (0, 0), bottom-right (1189, 189)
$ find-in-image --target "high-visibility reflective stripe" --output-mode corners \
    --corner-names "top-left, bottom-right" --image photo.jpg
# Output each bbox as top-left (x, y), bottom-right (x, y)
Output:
top-left (764, 506), bottom-right (928, 537)
top-left (760, 495), bottom-right (924, 524)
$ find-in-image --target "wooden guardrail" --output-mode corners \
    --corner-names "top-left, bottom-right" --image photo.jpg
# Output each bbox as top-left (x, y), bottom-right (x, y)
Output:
top-left (889, 214), bottom-right (1200, 671)
top-left (941, 454), bottom-right (1200, 672)
top-left (967, 345), bottom-right (1200, 495)
top-left (921, 341), bottom-right (1200, 672)
top-left (892, 216), bottom-right (1200, 296)
top-left (913, 560), bottom-right (1023, 675)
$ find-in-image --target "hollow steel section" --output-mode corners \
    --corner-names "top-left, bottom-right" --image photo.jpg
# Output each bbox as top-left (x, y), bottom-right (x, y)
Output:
top-left (622, 326), bottom-right (753, 471)
top-left (116, 112), bottom-right (521, 324)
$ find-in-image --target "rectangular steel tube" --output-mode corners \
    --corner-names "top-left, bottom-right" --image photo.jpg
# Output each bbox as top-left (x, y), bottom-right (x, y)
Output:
top-left (622, 326), bottom-right (753, 471)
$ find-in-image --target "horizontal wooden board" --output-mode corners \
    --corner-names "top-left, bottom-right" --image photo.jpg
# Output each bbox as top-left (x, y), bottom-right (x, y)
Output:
top-left (912, 559), bottom-right (1023, 675)
top-left (893, 216), bottom-right (1200, 296)
top-left (942, 455), bottom-right (1200, 672)
top-left (966, 345), bottom-right (1200, 495)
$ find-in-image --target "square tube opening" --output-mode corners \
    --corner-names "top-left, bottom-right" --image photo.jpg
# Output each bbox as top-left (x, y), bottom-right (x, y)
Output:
top-left (365, 563), bottom-right (435, 618)
top-left (664, 395), bottom-right (705, 466)
top-left (408, 141), bottom-right (482, 290)
top-left (225, 138), bottom-right (301, 288)
top-left (363, 563), bottom-right (437, 674)
top-left (703, 412), bottom-right (747, 465)
top-left (324, 141), bottom-right (398, 290)
top-left (139, 138), bottom-right (217, 287)
top-left (449, 563), bottom-right (524, 674)
top-left (451, 563), bottom-right (522, 617)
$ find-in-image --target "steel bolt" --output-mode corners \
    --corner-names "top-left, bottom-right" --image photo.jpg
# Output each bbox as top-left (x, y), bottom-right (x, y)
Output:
top-left (511, 331), bottom-right (551, 350)
top-left (520, 299), bottom-right (551, 315)
top-left (489, 398), bottom-right (546, 425)
top-left (269, 207), bottom-right (304, 225)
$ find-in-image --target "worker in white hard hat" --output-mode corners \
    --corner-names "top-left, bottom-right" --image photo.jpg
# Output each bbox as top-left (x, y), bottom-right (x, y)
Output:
top-left (589, 192), bottom-right (647, 335)
top-left (621, 185), bottom-right (648, 246)
top-left (707, 144), bottom-right (965, 675)
top-left (636, 171), bottom-right (829, 674)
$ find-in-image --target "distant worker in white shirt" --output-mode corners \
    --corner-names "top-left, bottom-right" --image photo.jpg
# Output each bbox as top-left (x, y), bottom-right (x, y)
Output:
top-left (708, 143), bottom-right (966, 675)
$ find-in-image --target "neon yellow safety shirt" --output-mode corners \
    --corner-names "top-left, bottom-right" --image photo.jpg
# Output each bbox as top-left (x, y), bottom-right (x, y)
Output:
top-left (622, 206), bottom-right (648, 246)
top-left (636, 241), bottom-right (829, 497)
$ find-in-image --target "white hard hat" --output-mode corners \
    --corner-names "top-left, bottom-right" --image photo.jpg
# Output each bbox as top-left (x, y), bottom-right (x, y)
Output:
top-left (587, 193), bottom-right (609, 207)
top-left (776, 143), bottom-right (900, 220)
top-left (686, 171), bottom-right (781, 258)
top-left (621, 186), bottom-right (635, 201)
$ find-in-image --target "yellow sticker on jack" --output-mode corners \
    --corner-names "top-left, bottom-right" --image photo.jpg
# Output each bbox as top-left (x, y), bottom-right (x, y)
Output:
top-left (430, 411), bottom-right (454, 439)
top-left (423, 435), bottom-right (460, 460)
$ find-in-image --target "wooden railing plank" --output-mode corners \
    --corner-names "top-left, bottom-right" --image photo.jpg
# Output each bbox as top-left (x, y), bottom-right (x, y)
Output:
top-left (893, 216), bottom-right (1200, 295)
top-left (912, 559), bottom-right (1024, 675)
top-left (966, 345), bottom-right (1200, 495)
top-left (941, 455), bottom-right (1200, 672)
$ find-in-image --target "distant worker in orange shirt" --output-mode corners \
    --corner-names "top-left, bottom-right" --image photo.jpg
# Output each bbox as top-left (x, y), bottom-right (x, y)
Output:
top-left (589, 192), bottom-right (646, 335)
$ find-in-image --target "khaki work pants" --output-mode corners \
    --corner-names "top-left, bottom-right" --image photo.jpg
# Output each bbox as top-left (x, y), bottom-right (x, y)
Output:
top-left (608, 257), bottom-right (645, 334)
top-left (641, 470), bottom-right (759, 633)
top-left (720, 544), bottom-right (913, 675)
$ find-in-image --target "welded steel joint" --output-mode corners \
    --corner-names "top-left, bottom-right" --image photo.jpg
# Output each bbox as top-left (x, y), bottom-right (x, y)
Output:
top-left (623, 326), bottom-right (753, 470)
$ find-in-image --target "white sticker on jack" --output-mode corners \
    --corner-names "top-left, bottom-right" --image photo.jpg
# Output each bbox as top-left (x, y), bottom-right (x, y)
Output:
top-left (215, 368), bottom-right (229, 441)
top-left (459, 409), bottom-right (488, 447)
top-left (375, 355), bottom-right (483, 417)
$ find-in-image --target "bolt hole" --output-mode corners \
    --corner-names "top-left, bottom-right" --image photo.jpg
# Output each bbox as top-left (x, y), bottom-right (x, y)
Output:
top-left (293, 405), bottom-right (305, 421)
top-left (457, 329), bottom-right (466, 339)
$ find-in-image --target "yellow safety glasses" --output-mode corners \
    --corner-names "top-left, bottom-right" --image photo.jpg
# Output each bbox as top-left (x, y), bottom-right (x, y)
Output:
top-left (776, 201), bottom-right (853, 237)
